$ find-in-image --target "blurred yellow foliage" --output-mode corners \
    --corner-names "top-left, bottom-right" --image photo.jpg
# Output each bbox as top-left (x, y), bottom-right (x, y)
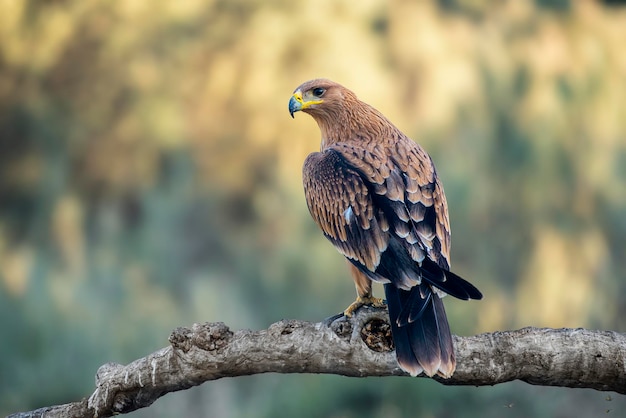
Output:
top-left (1, 0), bottom-right (626, 415)
top-left (517, 226), bottom-right (610, 328)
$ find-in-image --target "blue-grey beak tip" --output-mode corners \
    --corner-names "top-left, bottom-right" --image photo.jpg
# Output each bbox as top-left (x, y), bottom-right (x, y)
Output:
top-left (288, 96), bottom-right (299, 118)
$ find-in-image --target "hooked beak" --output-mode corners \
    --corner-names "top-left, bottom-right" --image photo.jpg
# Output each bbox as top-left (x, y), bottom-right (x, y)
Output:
top-left (289, 91), bottom-right (304, 118)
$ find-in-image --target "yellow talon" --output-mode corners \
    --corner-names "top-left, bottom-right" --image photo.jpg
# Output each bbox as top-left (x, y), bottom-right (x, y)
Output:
top-left (343, 295), bottom-right (385, 317)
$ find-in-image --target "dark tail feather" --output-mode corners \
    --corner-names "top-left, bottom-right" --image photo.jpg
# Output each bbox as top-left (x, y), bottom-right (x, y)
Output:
top-left (420, 258), bottom-right (483, 301)
top-left (385, 283), bottom-right (423, 377)
top-left (432, 295), bottom-right (455, 374)
top-left (384, 283), bottom-right (455, 378)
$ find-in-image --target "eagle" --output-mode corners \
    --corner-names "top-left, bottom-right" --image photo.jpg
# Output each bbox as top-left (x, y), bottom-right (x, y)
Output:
top-left (289, 79), bottom-right (482, 378)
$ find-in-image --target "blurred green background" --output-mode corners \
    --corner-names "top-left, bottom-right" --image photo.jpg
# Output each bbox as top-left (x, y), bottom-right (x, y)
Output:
top-left (1, 0), bottom-right (625, 417)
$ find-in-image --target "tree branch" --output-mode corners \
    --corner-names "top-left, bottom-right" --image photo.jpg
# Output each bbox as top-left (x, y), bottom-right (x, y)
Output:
top-left (9, 306), bottom-right (626, 418)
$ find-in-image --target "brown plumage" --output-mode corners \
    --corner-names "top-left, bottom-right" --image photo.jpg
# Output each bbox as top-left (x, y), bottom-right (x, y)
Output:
top-left (289, 79), bottom-right (482, 378)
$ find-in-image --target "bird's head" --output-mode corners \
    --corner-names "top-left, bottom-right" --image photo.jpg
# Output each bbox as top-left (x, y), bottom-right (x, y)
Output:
top-left (289, 79), bottom-right (353, 119)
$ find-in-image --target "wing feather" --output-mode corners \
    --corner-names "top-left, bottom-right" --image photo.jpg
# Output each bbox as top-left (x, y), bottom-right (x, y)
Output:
top-left (303, 149), bottom-right (389, 271)
top-left (303, 138), bottom-right (452, 284)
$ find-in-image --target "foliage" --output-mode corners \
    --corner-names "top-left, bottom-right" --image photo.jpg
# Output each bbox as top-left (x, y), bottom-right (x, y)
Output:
top-left (1, 0), bottom-right (625, 416)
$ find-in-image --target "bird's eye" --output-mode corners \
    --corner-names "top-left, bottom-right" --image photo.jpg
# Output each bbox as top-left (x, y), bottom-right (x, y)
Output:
top-left (312, 87), bottom-right (325, 97)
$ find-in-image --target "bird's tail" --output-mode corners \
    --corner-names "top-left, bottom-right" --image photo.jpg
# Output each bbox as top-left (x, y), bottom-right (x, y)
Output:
top-left (384, 283), bottom-right (455, 378)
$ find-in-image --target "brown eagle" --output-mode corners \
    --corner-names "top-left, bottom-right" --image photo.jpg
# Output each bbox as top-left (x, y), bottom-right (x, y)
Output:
top-left (289, 79), bottom-right (482, 378)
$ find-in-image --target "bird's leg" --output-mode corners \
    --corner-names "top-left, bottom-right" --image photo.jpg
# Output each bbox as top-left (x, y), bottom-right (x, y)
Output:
top-left (343, 294), bottom-right (386, 317)
top-left (343, 264), bottom-right (385, 317)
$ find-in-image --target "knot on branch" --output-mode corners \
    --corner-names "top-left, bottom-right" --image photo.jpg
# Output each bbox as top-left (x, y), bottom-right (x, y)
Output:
top-left (330, 317), bottom-right (352, 340)
top-left (169, 322), bottom-right (233, 353)
top-left (361, 318), bottom-right (393, 352)
top-left (327, 306), bottom-right (394, 352)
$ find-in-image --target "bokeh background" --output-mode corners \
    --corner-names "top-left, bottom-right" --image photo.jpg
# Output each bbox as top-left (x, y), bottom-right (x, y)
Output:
top-left (2, 0), bottom-right (626, 417)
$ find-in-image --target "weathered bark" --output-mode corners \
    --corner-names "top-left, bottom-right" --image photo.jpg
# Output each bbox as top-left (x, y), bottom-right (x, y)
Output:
top-left (8, 306), bottom-right (626, 418)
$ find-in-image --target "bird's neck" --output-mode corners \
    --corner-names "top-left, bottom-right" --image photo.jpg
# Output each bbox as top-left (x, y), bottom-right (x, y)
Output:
top-left (314, 101), bottom-right (399, 151)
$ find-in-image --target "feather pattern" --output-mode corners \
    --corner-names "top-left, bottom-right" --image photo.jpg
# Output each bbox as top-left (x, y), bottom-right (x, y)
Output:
top-left (294, 79), bottom-right (482, 378)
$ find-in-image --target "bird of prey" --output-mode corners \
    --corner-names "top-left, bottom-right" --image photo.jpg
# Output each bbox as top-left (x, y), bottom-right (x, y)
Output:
top-left (289, 79), bottom-right (482, 378)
